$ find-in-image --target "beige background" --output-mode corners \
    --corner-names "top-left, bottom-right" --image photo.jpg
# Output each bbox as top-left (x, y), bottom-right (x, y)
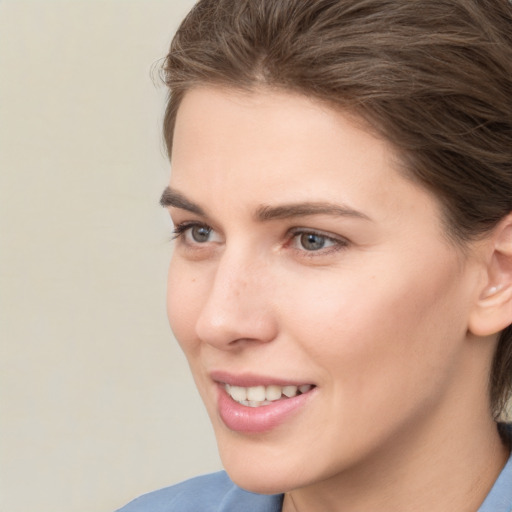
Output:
top-left (0, 2), bottom-right (222, 511)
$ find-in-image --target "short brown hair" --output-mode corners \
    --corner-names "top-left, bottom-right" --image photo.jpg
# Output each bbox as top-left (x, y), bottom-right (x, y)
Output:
top-left (161, 0), bottom-right (512, 419)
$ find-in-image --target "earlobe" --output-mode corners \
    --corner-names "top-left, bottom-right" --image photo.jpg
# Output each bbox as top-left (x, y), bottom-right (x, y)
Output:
top-left (468, 215), bottom-right (512, 337)
top-left (480, 284), bottom-right (504, 299)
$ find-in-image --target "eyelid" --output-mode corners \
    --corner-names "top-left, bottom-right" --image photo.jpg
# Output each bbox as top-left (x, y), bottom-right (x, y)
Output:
top-left (172, 221), bottom-right (223, 244)
top-left (171, 221), bottom-right (204, 240)
top-left (172, 221), bottom-right (349, 257)
top-left (286, 227), bottom-right (350, 254)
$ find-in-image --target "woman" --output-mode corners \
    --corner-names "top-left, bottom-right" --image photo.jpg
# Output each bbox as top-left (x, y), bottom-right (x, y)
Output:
top-left (118, 1), bottom-right (512, 510)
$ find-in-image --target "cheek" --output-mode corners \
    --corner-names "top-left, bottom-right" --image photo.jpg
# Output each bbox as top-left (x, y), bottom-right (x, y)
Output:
top-left (282, 253), bottom-right (468, 390)
top-left (166, 259), bottom-right (204, 354)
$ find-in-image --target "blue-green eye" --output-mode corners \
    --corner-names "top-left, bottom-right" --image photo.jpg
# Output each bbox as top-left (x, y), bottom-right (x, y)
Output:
top-left (190, 225), bottom-right (211, 243)
top-left (299, 232), bottom-right (328, 251)
top-left (289, 229), bottom-right (346, 254)
top-left (173, 222), bottom-right (220, 244)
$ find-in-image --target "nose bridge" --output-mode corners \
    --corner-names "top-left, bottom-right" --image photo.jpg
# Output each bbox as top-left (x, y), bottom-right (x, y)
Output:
top-left (217, 247), bottom-right (251, 300)
top-left (195, 245), bottom-right (277, 348)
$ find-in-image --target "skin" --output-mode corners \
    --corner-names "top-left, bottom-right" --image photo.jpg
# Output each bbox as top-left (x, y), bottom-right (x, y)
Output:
top-left (164, 86), bottom-right (509, 512)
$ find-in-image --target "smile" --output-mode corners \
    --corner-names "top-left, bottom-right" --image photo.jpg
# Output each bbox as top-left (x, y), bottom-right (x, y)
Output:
top-left (225, 383), bottom-right (315, 407)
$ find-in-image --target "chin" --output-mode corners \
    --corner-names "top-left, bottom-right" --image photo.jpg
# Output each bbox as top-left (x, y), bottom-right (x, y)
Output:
top-left (224, 464), bottom-right (297, 495)
top-left (215, 436), bottom-right (315, 495)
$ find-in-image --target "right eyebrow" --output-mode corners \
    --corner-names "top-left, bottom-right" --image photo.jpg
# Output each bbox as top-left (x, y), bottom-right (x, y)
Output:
top-left (159, 187), bottom-right (206, 216)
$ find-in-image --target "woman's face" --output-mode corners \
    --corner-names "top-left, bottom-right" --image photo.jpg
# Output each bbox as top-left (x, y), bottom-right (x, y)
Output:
top-left (165, 87), bottom-right (484, 493)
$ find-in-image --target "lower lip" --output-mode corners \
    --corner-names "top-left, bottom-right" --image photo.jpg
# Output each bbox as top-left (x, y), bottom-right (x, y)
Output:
top-left (217, 385), bottom-right (315, 433)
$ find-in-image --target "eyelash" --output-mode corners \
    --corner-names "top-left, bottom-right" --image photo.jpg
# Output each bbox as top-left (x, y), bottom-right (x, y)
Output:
top-left (172, 221), bottom-right (210, 240)
top-left (172, 221), bottom-right (349, 256)
top-left (286, 227), bottom-right (349, 256)
top-left (172, 222), bottom-right (204, 240)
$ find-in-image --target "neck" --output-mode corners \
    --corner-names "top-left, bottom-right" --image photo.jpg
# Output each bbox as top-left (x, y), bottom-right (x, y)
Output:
top-left (283, 414), bottom-right (509, 512)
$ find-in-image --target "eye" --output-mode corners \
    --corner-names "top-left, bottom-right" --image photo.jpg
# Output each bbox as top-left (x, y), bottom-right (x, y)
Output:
top-left (173, 222), bottom-right (221, 244)
top-left (298, 233), bottom-right (331, 251)
top-left (189, 225), bottom-right (212, 243)
top-left (288, 229), bottom-right (347, 254)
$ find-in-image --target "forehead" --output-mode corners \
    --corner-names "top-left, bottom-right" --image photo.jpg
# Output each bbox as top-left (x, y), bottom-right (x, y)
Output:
top-left (174, 85), bottom-right (399, 182)
top-left (171, 86), bottom-right (390, 188)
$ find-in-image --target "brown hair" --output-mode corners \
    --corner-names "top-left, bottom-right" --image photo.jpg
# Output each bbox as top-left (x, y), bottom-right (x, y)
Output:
top-left (161, 0), bottom-right (512, 419)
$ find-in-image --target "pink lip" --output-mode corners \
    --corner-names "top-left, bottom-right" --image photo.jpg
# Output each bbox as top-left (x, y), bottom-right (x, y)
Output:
top-left (211, 372), bottom-right (317, 433)
top-left (210, 370), bottom-right (312, 388)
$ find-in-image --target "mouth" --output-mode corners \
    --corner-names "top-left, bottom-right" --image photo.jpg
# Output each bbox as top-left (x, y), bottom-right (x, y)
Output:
top-left (210, 371), bottom-right (317, 432)
top-left (224, 383), bottom-right (315, 407)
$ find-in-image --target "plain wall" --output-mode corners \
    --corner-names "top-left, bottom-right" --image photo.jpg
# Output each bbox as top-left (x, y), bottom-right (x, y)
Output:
top-left (0, 2), bottom-right (222, 512)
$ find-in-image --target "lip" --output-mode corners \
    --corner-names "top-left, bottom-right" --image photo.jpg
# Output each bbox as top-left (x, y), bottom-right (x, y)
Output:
top-left (210, 370), bottom-right (313, 388)
top-left (211, 372), bottom-right (317, 433)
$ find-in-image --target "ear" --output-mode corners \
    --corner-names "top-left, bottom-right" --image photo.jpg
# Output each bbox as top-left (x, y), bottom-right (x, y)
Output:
top-left (469, 214), bottom-right (512, 337)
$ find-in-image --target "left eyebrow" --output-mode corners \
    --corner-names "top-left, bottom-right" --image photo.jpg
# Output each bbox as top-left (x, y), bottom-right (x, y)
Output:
top-left (255, 202), bottom-right (372, 222)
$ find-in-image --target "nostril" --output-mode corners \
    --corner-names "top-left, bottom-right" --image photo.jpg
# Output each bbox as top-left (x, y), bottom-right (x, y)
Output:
top-left (195, 304), bottom-right (278, 349)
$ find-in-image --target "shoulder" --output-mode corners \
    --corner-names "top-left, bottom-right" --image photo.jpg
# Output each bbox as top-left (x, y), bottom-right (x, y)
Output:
top-left (115, 472), bottom-right (234, 512)
top-left (115, 471), bottom-right (283, 512)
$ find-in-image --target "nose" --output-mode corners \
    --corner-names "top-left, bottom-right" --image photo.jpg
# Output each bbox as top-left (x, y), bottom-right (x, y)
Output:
top-left (194, 249), bottom-right (278, 350)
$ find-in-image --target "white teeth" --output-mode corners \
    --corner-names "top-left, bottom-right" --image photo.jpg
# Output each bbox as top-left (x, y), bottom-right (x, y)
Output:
top-left (225, 383), bottom-right (313, 407)
top-left (246, 385), bottom-right (266, 402)
top-left (282, 385), bottom-right (298, 398)
top-left (228, 385), bottom-right (247, 402)
top-left (265, 385), bottom-right (282, 401)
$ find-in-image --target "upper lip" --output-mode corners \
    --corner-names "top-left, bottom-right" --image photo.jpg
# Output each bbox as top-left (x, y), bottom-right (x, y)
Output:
top-left (210, 370), bottom-right (315, 388)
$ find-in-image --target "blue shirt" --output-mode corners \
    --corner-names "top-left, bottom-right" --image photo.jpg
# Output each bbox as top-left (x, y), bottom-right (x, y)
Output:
top-left (116, 449), bottom-right (512, 512)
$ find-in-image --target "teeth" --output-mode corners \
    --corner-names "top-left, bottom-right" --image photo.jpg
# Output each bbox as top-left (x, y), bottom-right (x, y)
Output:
top-left (225, 383), bottom-right (313, 407)
top-left (265, 385), bottom-right (282, 401)
top-left (228, 385), bottom-right (247, 402)
top-left (246, 385), bottom-right (266, 401)
top-left (282, 385), bottom-right (298, 397)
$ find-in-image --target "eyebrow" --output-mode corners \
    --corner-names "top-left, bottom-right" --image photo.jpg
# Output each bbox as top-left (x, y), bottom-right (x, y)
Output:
top-left (255, 203), bottom-right (371, 221)
top-left (160, 186), bottom-right (371, 222)
top-left (160, 187), bottom-right (205, 216)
